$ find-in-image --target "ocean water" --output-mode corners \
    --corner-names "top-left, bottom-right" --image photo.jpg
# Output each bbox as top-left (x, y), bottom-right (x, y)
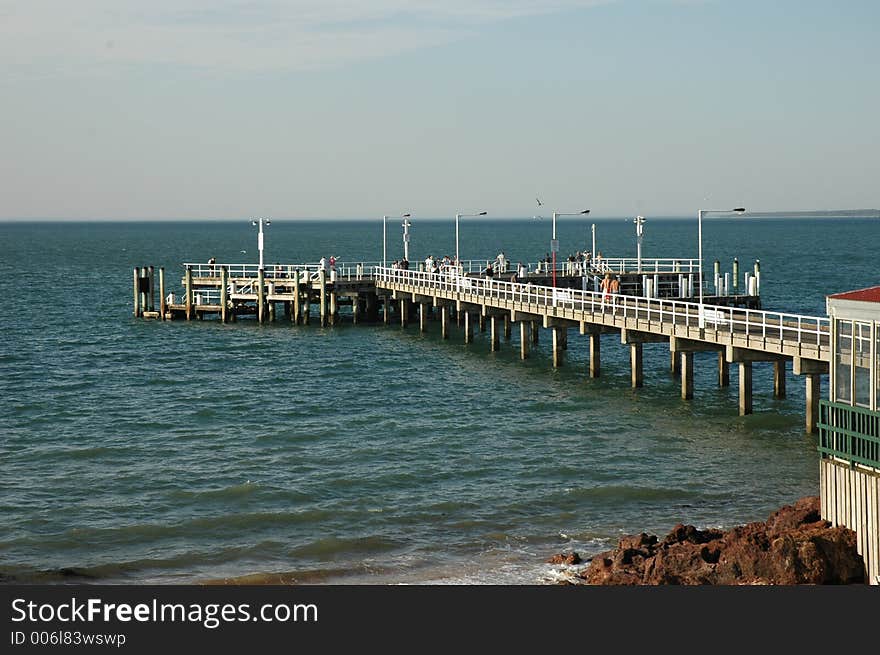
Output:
top-left (1, 216), bottom-right (877, 585)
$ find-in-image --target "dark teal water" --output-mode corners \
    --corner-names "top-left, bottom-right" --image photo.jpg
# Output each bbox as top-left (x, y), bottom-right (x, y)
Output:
top-left (1, 217), bottom-right (877, 584)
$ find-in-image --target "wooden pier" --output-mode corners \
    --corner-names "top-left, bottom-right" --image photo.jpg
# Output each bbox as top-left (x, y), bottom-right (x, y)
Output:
top-left (133, 256), bottom-right (828, 433)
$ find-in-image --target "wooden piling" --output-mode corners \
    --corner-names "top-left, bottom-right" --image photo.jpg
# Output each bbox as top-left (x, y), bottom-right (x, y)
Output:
top-left (268, 282), bottom-right (276, 322)
top-left (590, 333), bottom-right (601, 378)
top-left (479, 313), bottom-right (486, 333)
top-left (185, 266), bottom-right (193, 321)
top-left (133, 267), bottom-right (140, 318)
top-left (399, 299), bottom-right (407, 328)
top-left (718, 352), bottom-right (730, 387)
top-left (293, 269), bottom-right (301, 325)
top-left (739, 362), bottom-right (753, 415)
top-left (630, 343), bottom-right (643, 388)
top-left (490, 316), bottom-right (500, 351)
top-left (520, 321), bottom-right (530, 359)
top-left (383, 296), bottom-right (390, 325)
top-left (329, 289), bottom-right (338, 326)
top-left (552, 327), bottom-right (564, 368)
top-left (531, 321), bottom-right (539, 345)
top-left (670, 350), bottom-right (680, 375)
top-left (681, 352), bottom-right (694, 400)
top-left (257, 268), bottom-right (266, 324)
top-left (147, 266), bottom-right (155, 312)
top-left (159, 267), bottom-right (166, 320)
top-left (352, 296), bottom-right (361, 325)
top-left (220, 266), bottom-right (228, 323)
top-left (464, 311), bottom-right (473, 344)
top-left (774, 360), bottom-right (786, 399)
top-left (419, 303), bottom-right (427, 333)
top-left (441, 305), bottom-right (449, 339)
top-left (318, 270), bottom-right (327, 327)
top-left (503, 315), bottom-right (511, 340)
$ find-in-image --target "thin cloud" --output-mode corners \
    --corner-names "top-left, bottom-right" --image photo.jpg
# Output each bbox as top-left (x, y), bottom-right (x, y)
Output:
top-left (1, 0), bottom-right (614, 76)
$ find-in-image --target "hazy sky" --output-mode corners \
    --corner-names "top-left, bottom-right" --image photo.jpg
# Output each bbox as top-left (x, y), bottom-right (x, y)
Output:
top-left (2, 0), bottom-right (878, 219)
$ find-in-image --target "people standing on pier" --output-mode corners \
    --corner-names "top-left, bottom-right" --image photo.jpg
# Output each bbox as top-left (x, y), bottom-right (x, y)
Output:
top-left (484, 263), bottom-right (494, 278)
top-left (600, 272), bottom-right (613, 310)
top-left (495, 251), bottom-right (507, 274)
top-left (208, 256), bottom-right (216, 275)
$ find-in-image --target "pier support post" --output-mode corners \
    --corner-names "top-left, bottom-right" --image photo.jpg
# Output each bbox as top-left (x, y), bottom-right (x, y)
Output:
top-left (504, 315), bottom-right (511, 340)
top-left (159, 267), bottom-right (166, 320)
top-left (318, 270), bottom-right (327, 327)
top-left (352, 296), bottom-right (361, 325)
top-left (365, 293), bottom-right (377, 322)
top-left (133, 267), bottom-right (140, 317)
top-left (520, 321), bottom-right (530, 359)
top-left (531, 321), bottom-right (539, 344)
top-left (383, 296), bottom-right (390, 325)
top-left (552, 327), bottom-right (565, 368)
top-left (147, 266), bottom-right (155, 312)
top-left (185, 265), bottom-right (193, 321)
top-left (739, 362), bottom-right (753, 415)
top-left (718, 352), bottom-right (730, 387)
top-left (329, 289), bottom-right (338, 326)
top-left (805, 374), bottom-right (820, 435)
top-left (419, 303), bottom-right (427, 333)
top-left (399, 299), bottom-right (408, 328)
top-left (441, 305), bottom-right (449, 339)
top-left (293, 270), bottom-right (301, 325)
top-left (268, 282), bottom-right (276, 322)
top-left (590, 333), bottom-right (601, 378)
top-left (630, 343), bottom-right (644, 388)
top-left (220, 266), bottom-right (228, 323)
top-left (681, 352), bottom-right (694, 400)
top-left (464, 312), bottom-right (473, 344)
top-left (490, 316), bottom-right (500, 352)
top-left (479, 313), bottom-right (486, 333)
top-left (257, 268), bottom-right (266, 324)
top-left (773, 360), bottom-right (787, 399)
top-left (671, 350), bottom-right (680, 376)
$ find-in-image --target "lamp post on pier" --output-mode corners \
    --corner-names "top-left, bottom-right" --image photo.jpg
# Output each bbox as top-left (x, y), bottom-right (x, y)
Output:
top-left (455, 211), bottom-right (487, 272)
top-left (250, 218), bottom-right (271, 271)
top-left (551, 209), bottom-right (590, 287)
top-left (697, 207), bottom-right (745, 327)
top-left (402, 216), bottom-right (412, 263)
top-left (634, 215), bottom-right (646, 272)
top-left (383, 213), bottom-right (411, 267)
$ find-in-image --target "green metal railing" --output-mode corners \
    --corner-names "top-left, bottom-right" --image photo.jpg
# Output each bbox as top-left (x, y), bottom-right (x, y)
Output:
top-left (818, 400), bottom-right (880, 469)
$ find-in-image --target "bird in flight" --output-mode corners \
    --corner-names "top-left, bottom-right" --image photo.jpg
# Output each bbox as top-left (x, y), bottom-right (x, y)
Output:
top-left (536, 196), bottom-right (543, 207)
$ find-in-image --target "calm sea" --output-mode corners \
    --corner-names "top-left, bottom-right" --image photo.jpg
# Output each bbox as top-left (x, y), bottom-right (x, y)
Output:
top-left (1, 216), bottom-right (877, 584)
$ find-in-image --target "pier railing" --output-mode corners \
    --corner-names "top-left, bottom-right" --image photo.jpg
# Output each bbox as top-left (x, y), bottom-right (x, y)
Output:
top-left (183, 257), bottom-right (702, 281)
top-left (375, 267), bottom-right (829, 352)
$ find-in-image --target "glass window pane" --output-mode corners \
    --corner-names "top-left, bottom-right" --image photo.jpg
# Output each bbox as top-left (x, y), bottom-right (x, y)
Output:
top-left (854, 322), bottom-right (871, 408)
top-left (835, 320), bottom-right (852, 404)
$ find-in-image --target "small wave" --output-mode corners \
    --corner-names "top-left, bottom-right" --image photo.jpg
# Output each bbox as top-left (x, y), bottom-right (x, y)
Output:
top-left (170, 481), bottom-right (260, 500)
top-left (562, 485), bottom-right (694, 502)
top-left (290, 535), bottom-right (401, 559)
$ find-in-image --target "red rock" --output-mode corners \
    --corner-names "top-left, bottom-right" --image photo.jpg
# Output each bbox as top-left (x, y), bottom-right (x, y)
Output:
top-left (547, 552), bottom-right (582, 565)
top-left (577, 496), bottom-right (864, 585)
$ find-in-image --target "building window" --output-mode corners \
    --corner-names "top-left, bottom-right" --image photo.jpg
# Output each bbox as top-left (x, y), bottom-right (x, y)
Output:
top-left (854, 321), bottom-right (871, 408)
top-left (835, 319), bottom-right (852, 404)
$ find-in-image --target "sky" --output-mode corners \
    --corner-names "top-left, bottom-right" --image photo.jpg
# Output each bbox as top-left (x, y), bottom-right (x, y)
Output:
top-left (1, 0), bottom-right (878, 220)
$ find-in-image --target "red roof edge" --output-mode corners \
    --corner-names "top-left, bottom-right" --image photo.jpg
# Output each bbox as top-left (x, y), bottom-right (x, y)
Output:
top-left (827, 285), bottom-right (880, 303)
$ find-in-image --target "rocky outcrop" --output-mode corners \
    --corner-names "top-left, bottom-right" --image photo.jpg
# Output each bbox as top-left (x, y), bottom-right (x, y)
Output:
top-left (574, 497), bottom-right (865, 585)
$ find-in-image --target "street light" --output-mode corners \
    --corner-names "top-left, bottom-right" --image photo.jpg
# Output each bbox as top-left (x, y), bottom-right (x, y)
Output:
top-left (634, 215), bottom-right (646, 272)
top-left (250, 218), bottom-right (271, 270)
top-left (383, 213), bottom-right (411, 267)
top-left (455, 211), bottom-right (487, 271)
top-left (402, 216), bottom-right (412, 263)
top-left (551, 209), bottom-right (590, 287)
top-left (697, 207), bottom-right (745, 327)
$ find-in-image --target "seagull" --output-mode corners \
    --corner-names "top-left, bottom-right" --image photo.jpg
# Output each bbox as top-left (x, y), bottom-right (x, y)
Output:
top-left (240, 249), bottom-right (247, 254)
top-left (536, 196), bottom-right (543, 207)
